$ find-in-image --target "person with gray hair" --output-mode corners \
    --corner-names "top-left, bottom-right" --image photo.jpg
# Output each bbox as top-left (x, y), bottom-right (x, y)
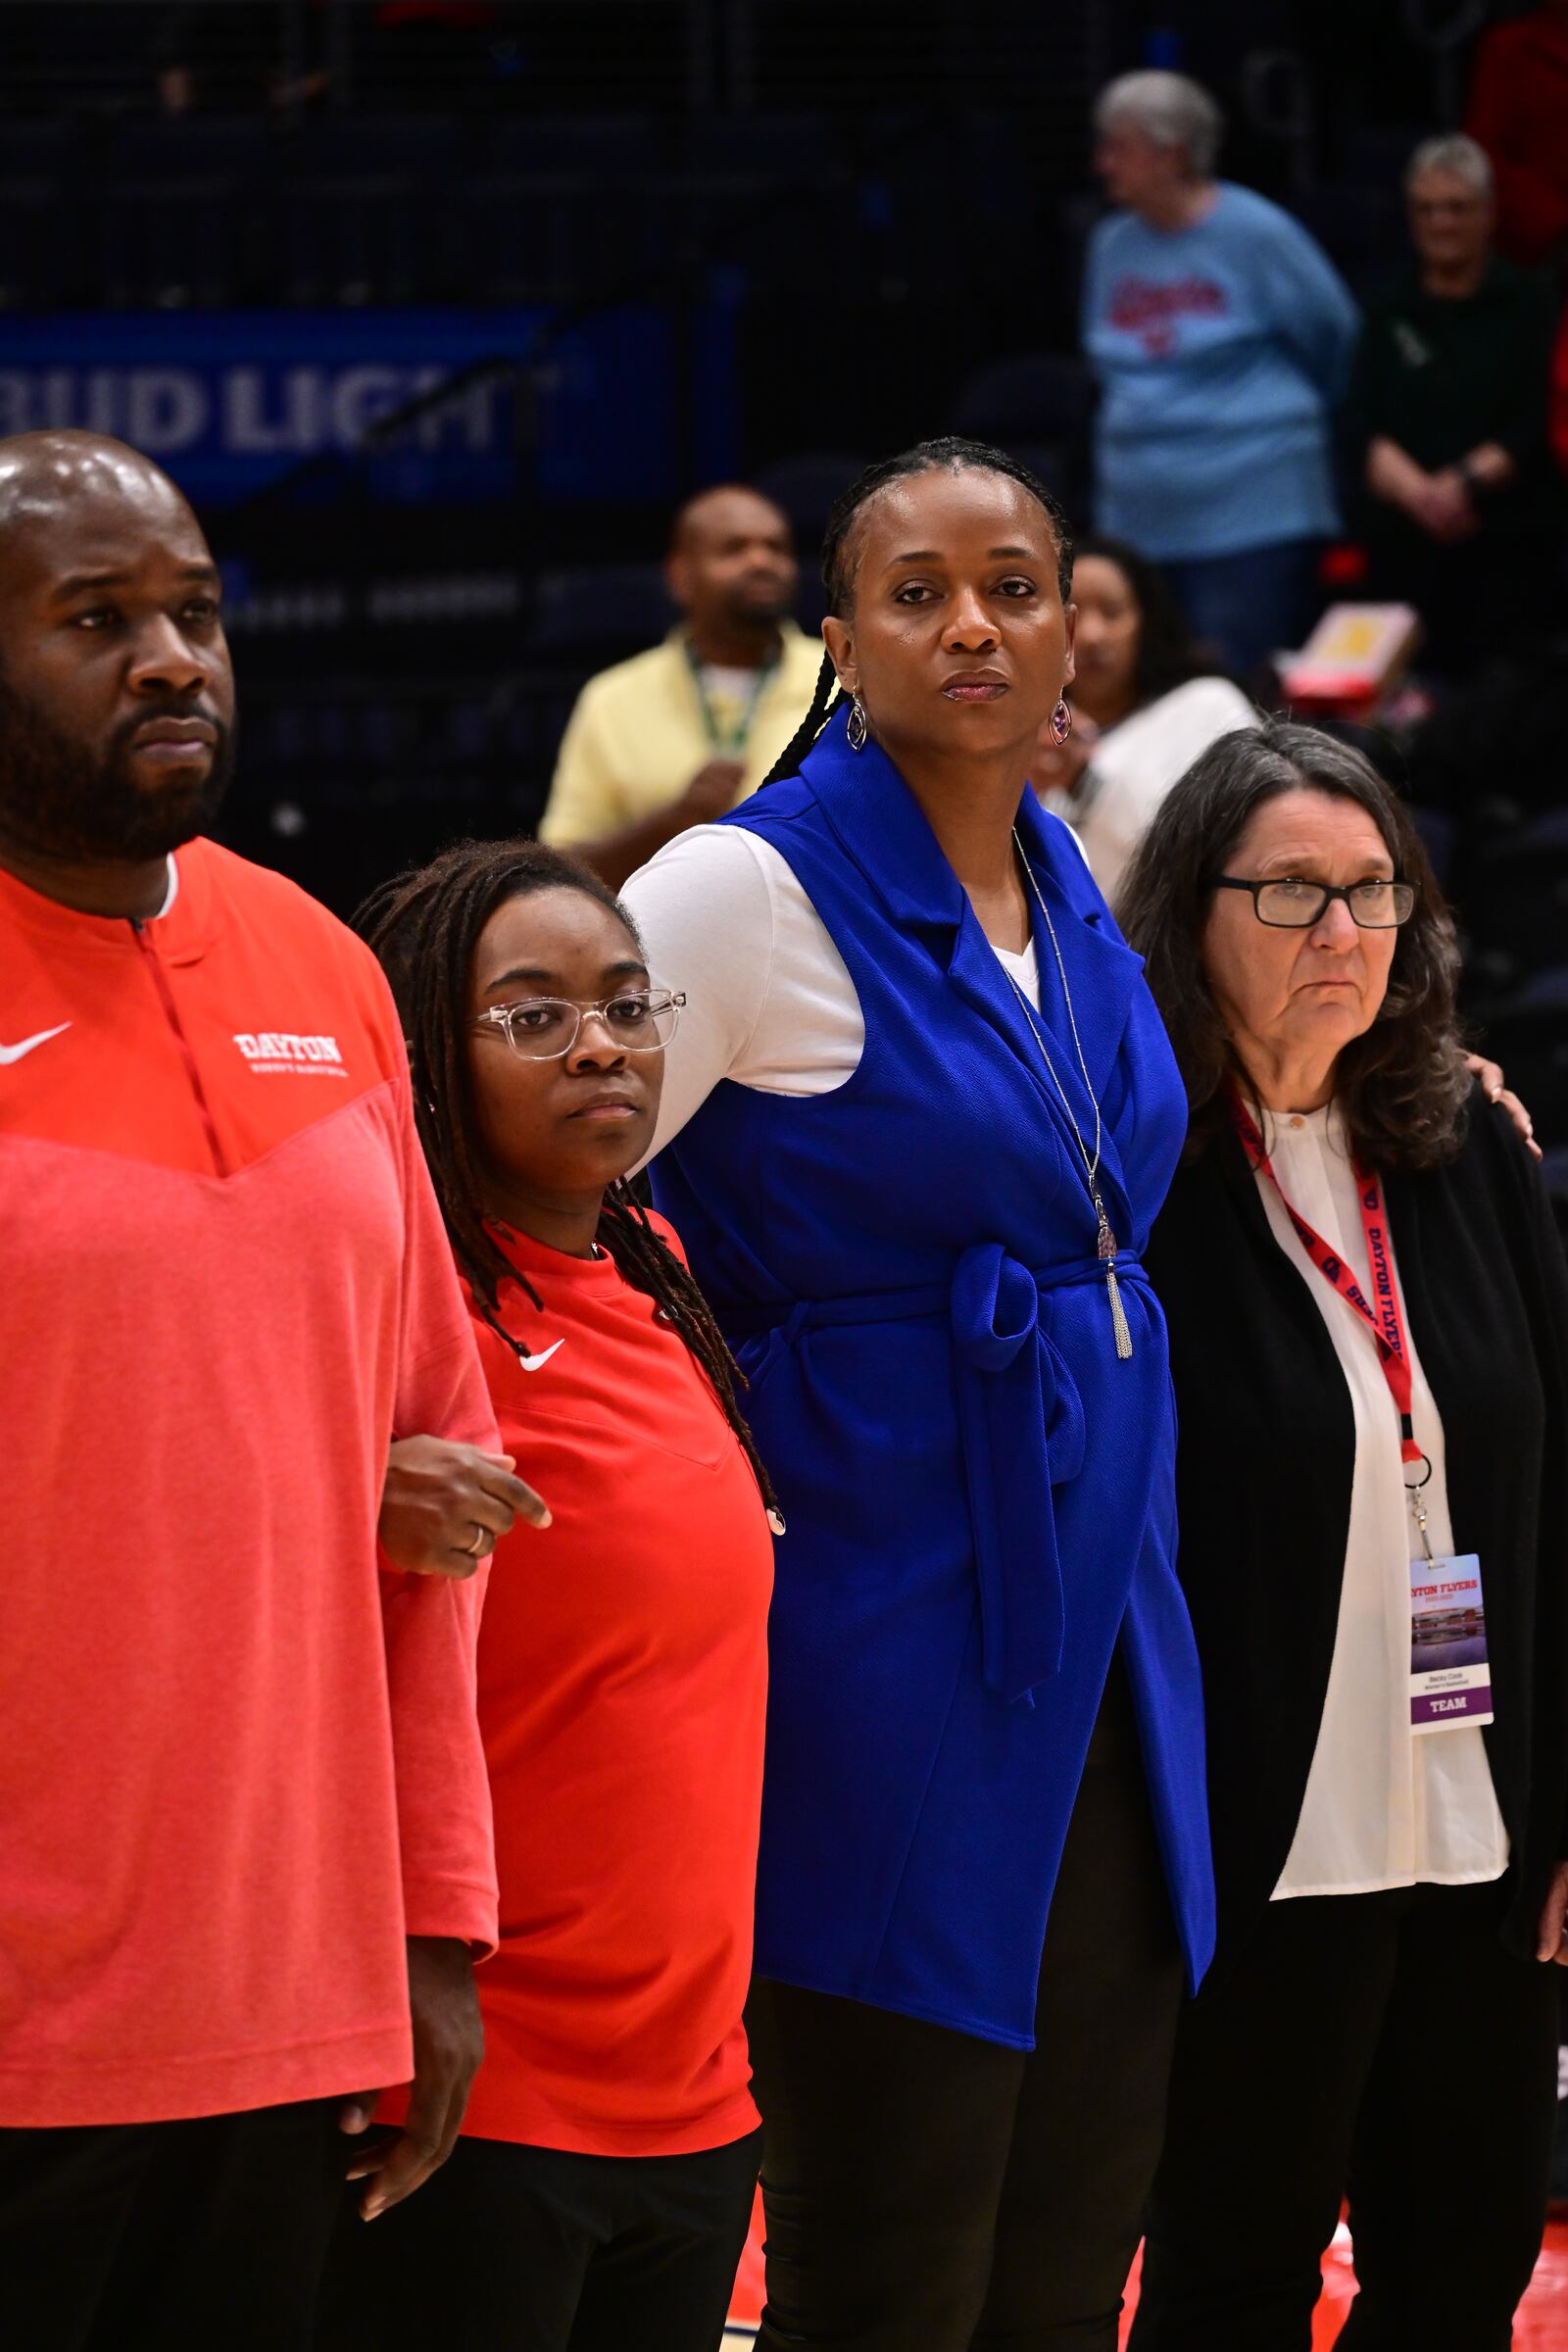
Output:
top-left (1117, 719), bottom-right (1568, 2348)
top-left (1082, 71), bottom-right (1358, 677)
top-left (1346, 129), bottom-right (1559, 675)
top-left (1404, 129), bottom-right (1493, 201)
top-left (1093, 69), bottom-right (1224, 182)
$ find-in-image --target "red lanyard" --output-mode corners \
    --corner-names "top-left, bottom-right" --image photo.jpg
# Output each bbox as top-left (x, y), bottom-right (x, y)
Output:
top-left (1228, 1091), bottom-right (1424, 1471)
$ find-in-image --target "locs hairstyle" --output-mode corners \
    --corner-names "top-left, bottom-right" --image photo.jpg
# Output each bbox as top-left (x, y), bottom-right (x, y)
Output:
top-left (1117, 720), bottom-right (1470, 1172)
top-left (761, 435), bottom-right (1075, 790)
top-left (353, 836), bottom-right (779, 1520)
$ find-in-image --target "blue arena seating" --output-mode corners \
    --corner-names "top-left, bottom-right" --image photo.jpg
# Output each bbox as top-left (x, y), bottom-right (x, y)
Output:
top-left (99, 116), bottom-right (273, 308)
top-left (752, 452), bottom-right (864, 544)
top-left (0, 116), bottom-right (86, 308)
top-left (950, 354), bottom-right (1094, 511)
top-left (1463, 810), bottom-right (1568, 991)
top-left (1475, 967), bottom-right (1568, 1149)
top-left (525, 563), bottom-right (676, 661)
top-left (952, 353), bottom-right (1095, 442)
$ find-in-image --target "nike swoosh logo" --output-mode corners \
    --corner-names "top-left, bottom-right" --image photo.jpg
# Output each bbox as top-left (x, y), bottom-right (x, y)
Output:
top-left (517, 1340), bottom-right (564, 1373)
top-left (0, 1022), bottom-right (71, 1065)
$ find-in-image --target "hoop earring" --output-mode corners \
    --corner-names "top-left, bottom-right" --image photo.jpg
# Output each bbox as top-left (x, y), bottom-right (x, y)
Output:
top-left (846, 695), bottom-right (868, 753)
top-left (1050, 698), bottom-right (1072, 746)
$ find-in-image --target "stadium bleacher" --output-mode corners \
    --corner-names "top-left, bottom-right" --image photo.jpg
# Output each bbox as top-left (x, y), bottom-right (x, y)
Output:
top-left (0, 0), bottom-right (1557, 1191)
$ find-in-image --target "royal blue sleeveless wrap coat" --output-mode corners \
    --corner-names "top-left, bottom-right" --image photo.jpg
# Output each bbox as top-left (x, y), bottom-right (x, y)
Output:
top-left (650, 708), bottom-right (1215, 2047)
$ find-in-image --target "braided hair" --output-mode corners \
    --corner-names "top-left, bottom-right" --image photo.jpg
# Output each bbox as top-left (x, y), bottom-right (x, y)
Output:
top-left (762, 434), bottom-right (1076, 790)
top-left (353, 836), bottom-right (780, 1523)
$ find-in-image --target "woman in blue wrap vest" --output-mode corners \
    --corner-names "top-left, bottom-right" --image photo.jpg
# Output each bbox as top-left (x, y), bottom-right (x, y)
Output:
top-left (621, 439), bottom-right (1214, 2351)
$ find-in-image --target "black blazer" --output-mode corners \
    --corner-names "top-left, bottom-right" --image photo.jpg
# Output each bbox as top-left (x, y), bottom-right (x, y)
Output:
top-left (1147, 1086), bottom-right (1568, 1970)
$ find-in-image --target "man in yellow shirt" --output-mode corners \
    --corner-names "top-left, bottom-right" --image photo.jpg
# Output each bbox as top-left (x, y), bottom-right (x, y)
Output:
top-left (537, 484), bottom-right (823, 887)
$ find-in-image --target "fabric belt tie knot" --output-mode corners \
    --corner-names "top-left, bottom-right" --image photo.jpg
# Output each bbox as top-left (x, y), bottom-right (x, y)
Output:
top-left (951, 1243), bottom-right (1087, 1705)
top-left (731, 1241), bottom-right (1140, 1708)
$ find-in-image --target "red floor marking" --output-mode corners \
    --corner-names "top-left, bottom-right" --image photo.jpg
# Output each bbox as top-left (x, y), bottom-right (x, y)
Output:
top-left (1518, 2225), bottom-right (1568, 2350)
top-left (725, 2210), bottom-right (1568, 2343)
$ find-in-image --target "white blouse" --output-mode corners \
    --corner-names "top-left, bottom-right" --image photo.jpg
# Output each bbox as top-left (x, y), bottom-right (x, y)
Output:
top-left (1261, 1103), bottom-right (1508, 1900)
top-left (623, 821), bottom-right (1043, 1161)
top-left (1054, 675), bottom-right (1258, 907)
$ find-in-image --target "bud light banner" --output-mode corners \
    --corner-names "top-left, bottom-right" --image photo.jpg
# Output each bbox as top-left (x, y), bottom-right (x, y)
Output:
top-left (0, 305), bottom-right (707, 505)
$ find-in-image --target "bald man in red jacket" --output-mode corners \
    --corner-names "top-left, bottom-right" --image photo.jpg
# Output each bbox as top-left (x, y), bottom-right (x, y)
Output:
top-left (0, 431), bottom-right (546, 2349)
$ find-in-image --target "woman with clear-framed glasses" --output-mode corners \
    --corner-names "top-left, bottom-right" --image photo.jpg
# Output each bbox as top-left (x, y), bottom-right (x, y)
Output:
top-left (317, 838), bottom-right (777, 2352)
top-left (1119, 721), bottom-right (1568, 2350)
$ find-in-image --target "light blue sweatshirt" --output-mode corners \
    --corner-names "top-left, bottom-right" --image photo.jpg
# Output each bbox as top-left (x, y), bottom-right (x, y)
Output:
top-left (1082, 182), bottom-right (1360, 560)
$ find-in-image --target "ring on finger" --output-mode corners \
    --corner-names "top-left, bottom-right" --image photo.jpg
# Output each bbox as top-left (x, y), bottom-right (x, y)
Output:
top-left (464, 1523), bottom-right (487, 1557)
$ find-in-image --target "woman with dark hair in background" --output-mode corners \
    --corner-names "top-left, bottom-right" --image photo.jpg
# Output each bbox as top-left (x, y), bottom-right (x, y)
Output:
top-left (1029, 534), bottom-right (1255, 906)
top-left (1118, 723), bottom-right (1568, 2351)
top-left (318, 840), bottom-right (774, 2352)
top-left (621, 437), bottom-right (1214, 2349)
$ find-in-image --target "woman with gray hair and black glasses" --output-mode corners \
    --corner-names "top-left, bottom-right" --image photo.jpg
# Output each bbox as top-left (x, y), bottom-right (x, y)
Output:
top-left (1348, 131), bottom-right (1560, 676)
top-left (1120, 720), bottom-right (1568, 2350)
top-left (1083, 72), bottom-right (1358, 676)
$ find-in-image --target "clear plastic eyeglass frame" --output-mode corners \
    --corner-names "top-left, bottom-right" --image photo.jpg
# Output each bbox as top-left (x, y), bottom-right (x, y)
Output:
top-left (472, 990), bottom-right (685, 1061)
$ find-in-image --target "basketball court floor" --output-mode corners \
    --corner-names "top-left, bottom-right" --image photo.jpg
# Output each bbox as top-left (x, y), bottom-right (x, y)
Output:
top-left (722, 2205), bottom-right (1568, 2343)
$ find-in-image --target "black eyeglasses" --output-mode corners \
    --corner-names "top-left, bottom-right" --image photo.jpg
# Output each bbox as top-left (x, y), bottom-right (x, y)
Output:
top-left (1211, 876), bottom-right (1418, 930)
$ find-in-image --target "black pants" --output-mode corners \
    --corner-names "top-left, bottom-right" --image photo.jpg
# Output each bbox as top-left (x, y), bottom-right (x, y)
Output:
top-left (317, 2125), bottom-right (762, 2351)
top-left (746, 1662), bottom-right (1184, 2351)
top-left (0, 2096), bottom-right (345, 2351)
top-left (1131, 1878), bottom-right (1560, 2352)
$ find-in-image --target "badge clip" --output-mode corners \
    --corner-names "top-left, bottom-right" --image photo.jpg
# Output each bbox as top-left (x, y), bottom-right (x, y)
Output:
top-left (1405, 1454), bottom-right (1436, 1565)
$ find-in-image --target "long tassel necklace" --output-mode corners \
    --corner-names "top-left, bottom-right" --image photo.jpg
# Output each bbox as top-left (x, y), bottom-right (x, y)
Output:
top-left (1003, 829), bottom-right (1133, 1360)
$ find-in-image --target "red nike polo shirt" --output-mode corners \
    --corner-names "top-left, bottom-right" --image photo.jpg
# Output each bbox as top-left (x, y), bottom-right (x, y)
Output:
top-left (0, 839), bottom-right (499, 2127)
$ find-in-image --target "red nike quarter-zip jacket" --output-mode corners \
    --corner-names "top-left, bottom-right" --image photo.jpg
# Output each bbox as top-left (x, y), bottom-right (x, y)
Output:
top-left (0, 841), bottom-right (500, 2128)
